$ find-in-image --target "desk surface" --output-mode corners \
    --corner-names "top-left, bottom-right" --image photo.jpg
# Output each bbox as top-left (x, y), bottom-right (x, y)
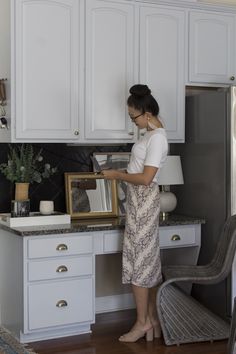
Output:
top-left (0, 214), bottom-right (205, 237)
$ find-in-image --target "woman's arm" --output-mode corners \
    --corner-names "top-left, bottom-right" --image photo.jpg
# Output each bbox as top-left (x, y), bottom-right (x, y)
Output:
top-left (101, 165), bottom-right (158, 186)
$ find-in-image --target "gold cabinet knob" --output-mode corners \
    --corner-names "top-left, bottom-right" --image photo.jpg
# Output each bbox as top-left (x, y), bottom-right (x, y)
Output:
top-left (230, 76), bottom-right (235, 81)
top-left (171, 234), bottom-right (181, 241)
top-left (56, 265), bottom-right (68, 273)
top-left (74, 130), bottom-right (79, 135)
top-left (56, 244), bottom-right (68, 251)
top-left (56, 300), bottom-right (68, 308)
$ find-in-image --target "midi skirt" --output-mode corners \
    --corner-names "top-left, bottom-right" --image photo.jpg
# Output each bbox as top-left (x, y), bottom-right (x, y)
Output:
top-left (122, 182), bottom-right (162, 288)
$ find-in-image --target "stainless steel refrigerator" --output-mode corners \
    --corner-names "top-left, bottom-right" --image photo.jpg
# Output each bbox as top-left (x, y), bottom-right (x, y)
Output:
top-left (171, 85), bottom-right (236, 320)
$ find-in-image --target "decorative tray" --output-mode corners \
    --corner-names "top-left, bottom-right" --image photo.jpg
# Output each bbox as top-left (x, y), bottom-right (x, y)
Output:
top-left (0, 212), bottom-right (71, 227)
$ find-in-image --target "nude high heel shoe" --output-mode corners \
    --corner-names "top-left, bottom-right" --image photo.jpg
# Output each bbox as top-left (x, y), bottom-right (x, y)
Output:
top-left (119, 327), bottom-right (154, 342)
top-left (145, 328), bottom-right (154, 341)
top-left (153, 324), bottom-right (162, 338)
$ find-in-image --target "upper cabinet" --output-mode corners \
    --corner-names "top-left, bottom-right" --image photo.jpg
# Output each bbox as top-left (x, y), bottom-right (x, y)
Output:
top-left (84, 0), bottom-right (185, 143)
top-left (188, 10), bottom-right (236, 84)
top-left (12, 0), bottom-right (81, 141)
top-left (3, 0), bottom-right (236, 143)
top-left (139, 5), bottom-right (186, 142)
top-left (84, 0), bottom-right (137, 143)
top-left (9, 0), bottom-right (186, 143)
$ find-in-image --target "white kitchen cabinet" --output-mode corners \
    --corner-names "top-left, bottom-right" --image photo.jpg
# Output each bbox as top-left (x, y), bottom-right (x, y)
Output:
top-left (85, 1), bottom-right (186, 143)
top-left (22, 233), bottom-right (95, 342)
top-left (94, 224), bottom-right (201, 312)
top-left (84, 0), bottom-right (138, 143)
top-left (12, 0), bottom-right (82, 141)
top-left (0, 231), bottom-right (95, 343)
top-left (0, 220), bottom-right (201, 342)
top-left (139, 5), bottom-right (186, 142)
top-left (93, 225), bottom-right (201, 254)
top-left (9, 0), bottom-right (186, 143)
top-left (189, 10), bottom-right (236, 84)
top-left (28, 279), bottom-right (93, 330)
top-left (3, 0), bottom-right (236, 143)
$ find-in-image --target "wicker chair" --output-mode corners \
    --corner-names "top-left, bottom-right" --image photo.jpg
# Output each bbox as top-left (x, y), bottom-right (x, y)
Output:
top-left (157, 214), bottom-right (236, 346)
top-left (227, 297), bottom-right (236, 354)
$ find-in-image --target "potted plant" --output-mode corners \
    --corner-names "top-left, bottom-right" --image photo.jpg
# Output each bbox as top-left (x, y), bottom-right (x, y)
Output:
top-left (0, 144), bottom-right (57, 201)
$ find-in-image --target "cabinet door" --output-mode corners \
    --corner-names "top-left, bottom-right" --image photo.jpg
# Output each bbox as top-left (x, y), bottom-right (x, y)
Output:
top-left (27, 278), bottom-right (94, 330)
top-left (13, 0), bottom-right (80, 141)
top-left (189, 11), bottom-right (236, 84)
top-left (139, 5), bottom-right (186, 142)
top-left (85, 0), bottom-right (137, 142)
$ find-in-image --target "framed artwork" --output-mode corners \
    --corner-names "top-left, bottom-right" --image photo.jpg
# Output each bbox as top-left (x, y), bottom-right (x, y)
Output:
top-left (92, 152), bottom-right (131, 215)
top-left (11, 200), bottom-right (30, 217)
top-left (64, 172), bottom-right (118, 219)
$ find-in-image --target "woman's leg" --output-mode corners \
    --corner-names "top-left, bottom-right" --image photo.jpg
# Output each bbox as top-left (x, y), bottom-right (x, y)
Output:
top-left (132, 284), bottom-right (150, 327)
top-left (148, 286), bottom-right (161, 338)
top-left (119, 284), bottom-right (153, 342)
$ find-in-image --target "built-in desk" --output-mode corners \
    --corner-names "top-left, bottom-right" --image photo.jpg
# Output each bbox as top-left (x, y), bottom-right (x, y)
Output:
top-left (0, 214), bottom-right (204, 343)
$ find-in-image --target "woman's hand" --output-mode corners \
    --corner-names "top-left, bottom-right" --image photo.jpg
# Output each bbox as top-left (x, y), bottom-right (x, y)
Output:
top-left (101, 169), bottom-right (119, 180)
top-left (101, 165), bottom-right (158, 185)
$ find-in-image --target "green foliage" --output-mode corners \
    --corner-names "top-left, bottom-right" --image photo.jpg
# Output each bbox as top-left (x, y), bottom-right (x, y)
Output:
top-left (0, 144), bottom-right (57, 183)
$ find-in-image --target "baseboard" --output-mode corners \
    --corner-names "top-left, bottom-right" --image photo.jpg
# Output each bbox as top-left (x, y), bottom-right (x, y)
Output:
top-left (95, 293), bottom-right (135, 314)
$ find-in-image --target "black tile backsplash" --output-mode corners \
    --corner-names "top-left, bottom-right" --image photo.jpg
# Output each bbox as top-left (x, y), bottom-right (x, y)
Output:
top-left (0, 143), bottom-right (132, 214)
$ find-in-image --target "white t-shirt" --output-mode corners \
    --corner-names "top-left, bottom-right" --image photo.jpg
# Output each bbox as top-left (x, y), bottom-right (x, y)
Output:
top-left (127, 128), bottom-right (168, 183)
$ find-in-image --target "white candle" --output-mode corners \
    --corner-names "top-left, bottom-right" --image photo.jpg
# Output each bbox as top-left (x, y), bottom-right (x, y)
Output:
top-left (39, 200), bottom-right (54, 215)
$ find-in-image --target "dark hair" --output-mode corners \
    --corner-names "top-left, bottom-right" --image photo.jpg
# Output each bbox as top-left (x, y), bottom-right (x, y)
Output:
top-left (127, 84), bottom-right (159, 116)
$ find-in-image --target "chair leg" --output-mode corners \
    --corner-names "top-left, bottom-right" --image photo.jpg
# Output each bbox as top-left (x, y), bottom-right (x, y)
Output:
top-left (228, 297), bottom-right (236, 354)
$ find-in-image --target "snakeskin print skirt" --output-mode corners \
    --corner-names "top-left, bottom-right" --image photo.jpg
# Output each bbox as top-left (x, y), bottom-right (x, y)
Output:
top-left (122, 182), bottom-right (162, 288)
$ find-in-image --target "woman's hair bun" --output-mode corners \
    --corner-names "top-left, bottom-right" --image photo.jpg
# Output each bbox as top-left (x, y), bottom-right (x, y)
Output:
top-left (129, 84), bottom-right (151, 97)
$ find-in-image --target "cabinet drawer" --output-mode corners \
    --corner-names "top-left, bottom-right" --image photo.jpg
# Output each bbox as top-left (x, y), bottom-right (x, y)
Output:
top-left (103, 231), bottom-right (123, 253)
top-left (159, 226), bottom-right (196, 248)
top-left (27, 234), bottom-right (93, 259)
top-left (27, 278), bottom-right (94, 330)
top-left (28, 255), bottom-right (93, 281)
top-left (101, 227), bottom-right (196, 252)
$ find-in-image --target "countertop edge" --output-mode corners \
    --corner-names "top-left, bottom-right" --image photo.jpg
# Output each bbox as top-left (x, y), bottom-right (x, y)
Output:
top-left (0, 215), bottom-right (206, 237)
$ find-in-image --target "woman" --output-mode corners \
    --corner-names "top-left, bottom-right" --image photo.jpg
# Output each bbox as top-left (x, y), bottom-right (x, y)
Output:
top-left (102, 84), bottom-right (168, 342)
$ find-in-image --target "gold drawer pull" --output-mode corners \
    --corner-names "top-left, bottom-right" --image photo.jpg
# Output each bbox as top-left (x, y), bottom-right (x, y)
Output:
top-left (56, 265), bottom-right (68, 273)
top-left (56, 300), bottom-right (68, 308)
top-left (56, 244), bottom-right (68, 251)
top-left (171, 234), bottom-right (181, 241)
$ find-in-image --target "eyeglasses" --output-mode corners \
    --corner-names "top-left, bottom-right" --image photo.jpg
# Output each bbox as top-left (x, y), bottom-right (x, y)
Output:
top-left (129, 113), bottom-right (144, 121)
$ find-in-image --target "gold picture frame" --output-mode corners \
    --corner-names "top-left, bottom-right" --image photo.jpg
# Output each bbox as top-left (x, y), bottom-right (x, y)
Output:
top-left (64, 172), bottom-right (118, 219)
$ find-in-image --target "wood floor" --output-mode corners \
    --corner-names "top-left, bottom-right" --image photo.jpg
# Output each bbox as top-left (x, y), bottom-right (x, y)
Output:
top-left (30, 310), bottom-right (228, 354)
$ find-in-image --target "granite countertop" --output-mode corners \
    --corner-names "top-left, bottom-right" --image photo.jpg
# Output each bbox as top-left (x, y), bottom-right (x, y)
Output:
top-left (0, 214), bottom-right (205, 237)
